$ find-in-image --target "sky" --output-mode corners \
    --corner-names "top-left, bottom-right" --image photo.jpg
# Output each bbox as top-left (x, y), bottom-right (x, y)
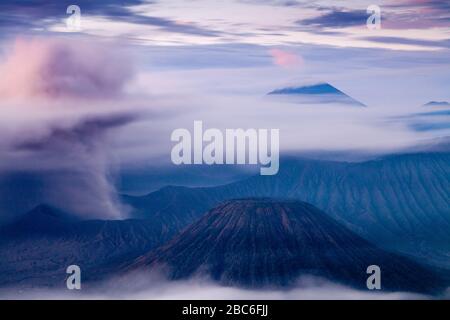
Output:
top-left (0, 0), bottom-right (448, 103)
top-left (0, 0), bottom-right (449, 49)
top-left (0, 0), bottom-right (448, 98)
top-left (0, 0), bottom-right (449, 219)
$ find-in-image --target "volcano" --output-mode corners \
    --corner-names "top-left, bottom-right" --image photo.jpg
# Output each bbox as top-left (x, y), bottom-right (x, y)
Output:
top-left (423, 101), bottom-right (450, 107)
top-left (127, 199), bottom-right (444, 294)
top-left (124, 152), bottom-right (450, 269)
top-left (267, 83), bottom-right (366, 106)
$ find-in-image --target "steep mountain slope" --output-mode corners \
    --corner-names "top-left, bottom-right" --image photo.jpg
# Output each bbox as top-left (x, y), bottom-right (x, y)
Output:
top-left (121, 186), bottom-right (217, 230)
top-left (127, 199), bottom-right (444, 294)
top-left (0, 205), bottom-right (177, 287)
top-left (124, 152), bottom-right (450, 268)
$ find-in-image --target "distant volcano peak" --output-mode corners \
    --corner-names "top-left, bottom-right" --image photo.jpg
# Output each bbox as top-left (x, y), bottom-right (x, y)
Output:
top-left (267, 82), bottom-right (366, 107)
top-left (423, 101), bottom-right (450, 107)
top-left (269, 83), bottom-right (341, 95)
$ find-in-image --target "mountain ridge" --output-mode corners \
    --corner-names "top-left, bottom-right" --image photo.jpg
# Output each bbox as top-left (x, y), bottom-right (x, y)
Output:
top-left (0, 204), bottom-right (178, 288)
top-left (123, 152), bottom-right (450, 269)
top-left (125, 198), bottom-right (445, 293)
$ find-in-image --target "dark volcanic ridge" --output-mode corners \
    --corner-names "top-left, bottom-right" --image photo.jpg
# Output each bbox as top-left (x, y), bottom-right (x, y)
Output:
top-left (0, 204), bottom-right (177, 288)
top-left (125, 198), bottom-right (445, 294)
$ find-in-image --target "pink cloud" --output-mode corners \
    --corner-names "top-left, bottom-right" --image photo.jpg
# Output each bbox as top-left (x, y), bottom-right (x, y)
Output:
top-left (0, 37), bottom-right (133, 101)
top-left (269, 49), bottom-right (303, 68)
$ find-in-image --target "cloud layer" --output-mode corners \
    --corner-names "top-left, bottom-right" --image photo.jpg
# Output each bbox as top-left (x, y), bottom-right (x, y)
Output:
top-left (0, 272), bottom-right (433, 300)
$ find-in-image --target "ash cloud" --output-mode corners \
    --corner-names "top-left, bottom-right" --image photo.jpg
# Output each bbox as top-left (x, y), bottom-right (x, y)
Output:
top-left (15, 113), bottom-right (137, 152)
top-left (0, 37), bottom-right (139, 221)
top-left (0, 113), bottom-right (138, 221)
top-left (0, 37), bottom-right (133, 100)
